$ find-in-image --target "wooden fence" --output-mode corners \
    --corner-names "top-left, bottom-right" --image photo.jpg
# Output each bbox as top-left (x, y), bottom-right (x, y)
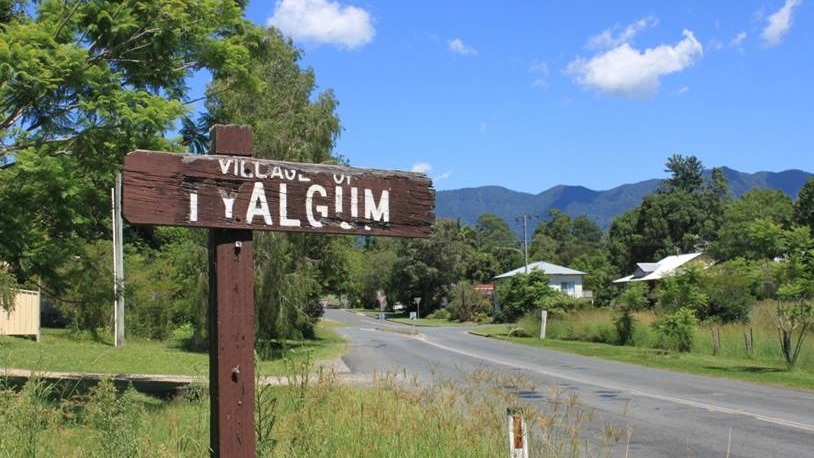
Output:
top-left (0, 289), bottom-right (40, 341)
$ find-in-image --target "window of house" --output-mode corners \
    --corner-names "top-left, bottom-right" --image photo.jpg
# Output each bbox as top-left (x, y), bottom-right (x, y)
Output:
top-left (560, 281), bottom-right (576, 296)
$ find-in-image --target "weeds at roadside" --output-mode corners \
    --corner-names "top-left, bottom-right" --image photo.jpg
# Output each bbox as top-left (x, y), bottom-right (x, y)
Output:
top-left (0, 361), bottom-right (626, 457)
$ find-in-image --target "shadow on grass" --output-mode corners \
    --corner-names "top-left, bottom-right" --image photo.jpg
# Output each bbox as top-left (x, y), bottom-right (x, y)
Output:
top-left (702, 365), bottom-right (785, 374)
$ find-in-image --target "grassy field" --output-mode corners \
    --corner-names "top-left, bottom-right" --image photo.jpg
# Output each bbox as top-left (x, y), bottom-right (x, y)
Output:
top-left (0, 320), bottom-right (347, 377)
top-left (473, 307), bottom-right (814, 391)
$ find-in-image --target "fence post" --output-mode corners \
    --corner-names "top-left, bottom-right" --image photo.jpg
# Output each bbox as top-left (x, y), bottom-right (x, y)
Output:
top-left (507, 408), bottom-right (529, 458)
top-left (540, 310), bottom-right (548, 339)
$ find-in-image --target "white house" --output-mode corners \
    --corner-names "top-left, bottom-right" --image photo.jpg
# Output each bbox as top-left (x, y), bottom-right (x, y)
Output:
top-left (613, 252), bottom-right (710, 283)
top-left (494, 261), bottom-right (587, 298)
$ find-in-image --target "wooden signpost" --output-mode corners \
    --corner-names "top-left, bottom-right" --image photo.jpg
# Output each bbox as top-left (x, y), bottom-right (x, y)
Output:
top-left (122, 125), bottom-right (434, 457)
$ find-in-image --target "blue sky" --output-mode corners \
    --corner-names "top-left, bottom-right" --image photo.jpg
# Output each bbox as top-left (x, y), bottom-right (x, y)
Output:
top-left (238, 0), bottom-right (813, 194)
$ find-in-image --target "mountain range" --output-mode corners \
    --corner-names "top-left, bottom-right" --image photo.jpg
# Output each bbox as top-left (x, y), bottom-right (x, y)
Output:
top-left (435, 167), bottom-right (812, 237)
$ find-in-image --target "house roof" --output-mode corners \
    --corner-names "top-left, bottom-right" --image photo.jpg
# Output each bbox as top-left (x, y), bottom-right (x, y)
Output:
top-left (613, 252), bottom-right (707, 283)
top-left (494, 261), bottom-right (586, 280)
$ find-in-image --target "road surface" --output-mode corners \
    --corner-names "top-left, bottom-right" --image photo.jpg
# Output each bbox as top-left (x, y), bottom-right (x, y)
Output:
top-left (326, 309), bottom-right (814, 457)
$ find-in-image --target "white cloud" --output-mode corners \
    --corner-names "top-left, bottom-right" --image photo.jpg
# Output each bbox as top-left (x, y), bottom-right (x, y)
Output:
top-left (567, 30), bottom-right (703, 98)
top-left (731, 31), bottom-right (748, 47)
top-left (529, 60), bottom-right (550, 87)
top-left (411, 163), bottom-right (432, 174)
top-left (586, 16), bottom-right (659, 50)
top-left (730, 31), bottom-right (748, 54)
top-left (411, 163), bottom-right (451, 181)
top-left (448, 38), bottom-right (477, 55)
top-left (761, 0), bottom-right (803, 47)
top-left (267, 0), bottom-right (375, 49)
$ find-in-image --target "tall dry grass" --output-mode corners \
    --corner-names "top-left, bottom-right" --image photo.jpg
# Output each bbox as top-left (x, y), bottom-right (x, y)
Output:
top-left (527, 303), bottom-right (814, 371)
top-left (0, 359), bottom-right (624, 457)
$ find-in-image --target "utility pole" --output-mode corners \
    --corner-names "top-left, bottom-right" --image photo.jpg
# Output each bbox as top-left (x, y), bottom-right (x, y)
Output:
top-left (112, 172), bottom-right (125, 347)
top-left (521, 215), bottom-right (529, 274)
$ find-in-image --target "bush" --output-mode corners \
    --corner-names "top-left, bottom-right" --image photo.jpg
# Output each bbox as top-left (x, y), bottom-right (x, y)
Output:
top-left (428, 308), bottom-right (451, 320)
top-left (699, 261), bottom-right (757, 323)
top-left (448, 281), bottom-right (492, 322)
top-left (613, 283), bottom-right (648, 345)
top-left (495, 270), bottom-right (558, 322)
top-left (537, 294), bottom-right (588, 318)
top-left (613, 309), bottom-right (636, 345)
top-left (654, 307), bottom-right (698, 352)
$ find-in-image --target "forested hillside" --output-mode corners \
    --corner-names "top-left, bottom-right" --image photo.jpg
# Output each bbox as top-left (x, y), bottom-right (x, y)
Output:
top-left (437, 168), bottom-right (812, 235)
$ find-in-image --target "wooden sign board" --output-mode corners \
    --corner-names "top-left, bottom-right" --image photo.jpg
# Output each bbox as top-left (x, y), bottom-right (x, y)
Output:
top-left (123, 150), bottom-right (435, 237)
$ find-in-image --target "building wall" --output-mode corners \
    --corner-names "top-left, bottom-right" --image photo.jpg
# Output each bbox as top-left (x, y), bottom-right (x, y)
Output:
top-left (548, 274), bottom-right (584, 298)
top-left (0, 289), bottom-right (40, 341)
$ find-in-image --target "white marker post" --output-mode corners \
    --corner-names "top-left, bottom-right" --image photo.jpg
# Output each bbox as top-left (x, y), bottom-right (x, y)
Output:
top-left (540, 310), bottom-right (548, 340)
top-left (507, 409), bottom-right (529, 458)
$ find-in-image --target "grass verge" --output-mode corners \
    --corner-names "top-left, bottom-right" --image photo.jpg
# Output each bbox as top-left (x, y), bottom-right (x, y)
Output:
top-left (473, 324), bottom-right (814, 391)
top-left (0, 319), bottom-right (347, 377)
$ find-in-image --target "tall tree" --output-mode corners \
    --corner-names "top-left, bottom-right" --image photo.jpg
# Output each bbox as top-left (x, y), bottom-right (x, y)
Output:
top-left (389, 219), bottom-right (471, 310)
top-left (607, 155), bottom-right (729, 274)
top-left (0, 1), bottom-right (255, 325)
top-left (475, 213), bottom-right (522, 272)
top-left (794, 177), bottom-right (814, 231)
top-left (709, 189), bottom-right (794, 261)
top-left (201, 25), bottom-right (344, 342)
top-left (661, 154), bottom-right (704, 194)
top-left (529, 210), bottom-right (602, 266)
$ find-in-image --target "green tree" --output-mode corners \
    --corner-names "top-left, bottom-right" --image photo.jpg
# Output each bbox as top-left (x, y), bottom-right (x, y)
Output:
top-left (347, 239), bottom-right (397, 309)
top-left (769, 225), bottom-right (814, 366)
top-left (655, 266), bottom-right (709, 314)
top-left (607, 155), bottom-right (729, 275)
top-left (709, 189), bottom-right (793, 261)
top-left (254, 232), bottom-right (322, 342)
top-left (495, 270), bottom-right (557, 322)
top-left (0, 0), bottom-right (256, 333)
top-left (389, 219), bottom-right (471, 311)
top-left (612, 282), bottom-right (648, 345)
top-left (530, 210), bottom-right (603, 267)
top-left (448, 280), bottom-right (492, 322)
top-left (661, 154), bottom-right (704, 194)
top-left (794, 177), bottom-right (814, 230)
top-left (462, 250), bottom-right (502, 284)
top-left (201, 25), bottom-right (345, 342)
top-left (570, 250), bottom-right (619, 306)
top-left (475, 213), bottom-right (522, 272)
top-left (698, 260), bottom-right (757, 324)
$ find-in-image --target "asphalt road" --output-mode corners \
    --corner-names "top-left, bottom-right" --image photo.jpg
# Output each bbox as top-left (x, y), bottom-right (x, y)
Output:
top-left (326, 309), bottom-right (814, 457)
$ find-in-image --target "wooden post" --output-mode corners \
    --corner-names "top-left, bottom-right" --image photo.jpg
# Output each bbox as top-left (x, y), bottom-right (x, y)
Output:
top-left (208, 125), bottom-right (256, 457)
top-left (711, 328), bottom-right (720, 356)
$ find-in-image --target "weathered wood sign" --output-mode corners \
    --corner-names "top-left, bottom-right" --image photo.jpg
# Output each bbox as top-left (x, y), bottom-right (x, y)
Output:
top-left (121, 125), bottom-right (434, 458)
top-left (123, 151), bottom-right (435, 237)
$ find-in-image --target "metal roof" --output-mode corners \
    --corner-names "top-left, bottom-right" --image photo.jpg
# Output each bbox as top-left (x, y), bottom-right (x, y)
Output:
top-left (494, 261), bottom-right (586, 279)
top-left (614, 252), bottom-right (707, 283)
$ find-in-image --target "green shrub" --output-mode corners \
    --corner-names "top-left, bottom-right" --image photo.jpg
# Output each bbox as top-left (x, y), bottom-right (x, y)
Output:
top-left (699, 261), bottom-right (757, 324)
top-left (495, 270), bottom-right (558, 322)
top-left (655, 307), bottom-right (698, 352)
top-left (428, 308), bottom-right (451, 320)
top-left (537, 294), bottom-right (588, 318)
top-left (613, 283), bottom-right (648, 345)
